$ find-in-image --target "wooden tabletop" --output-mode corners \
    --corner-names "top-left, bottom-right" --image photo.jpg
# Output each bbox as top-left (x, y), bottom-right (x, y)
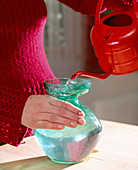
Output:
top-left (0, 120), bottom-right (138, 170)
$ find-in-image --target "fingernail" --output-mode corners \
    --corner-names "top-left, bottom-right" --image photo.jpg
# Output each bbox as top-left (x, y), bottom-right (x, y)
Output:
top-left (70, 121), bottom-right (77, 127)
top-left (57, 124), bottom-right (64, 129)
top-left (78, 118), bottom-right (86, 125)
top-left (78, 111), bottom-right (84, 116)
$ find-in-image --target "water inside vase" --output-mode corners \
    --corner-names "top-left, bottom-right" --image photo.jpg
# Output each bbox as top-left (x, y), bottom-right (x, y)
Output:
top-left (34, 127), bottom-right (101, 164)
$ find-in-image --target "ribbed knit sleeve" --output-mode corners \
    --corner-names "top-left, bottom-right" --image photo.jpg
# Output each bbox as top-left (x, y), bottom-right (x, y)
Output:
top-left (0, 85), bottom-right (33, 146)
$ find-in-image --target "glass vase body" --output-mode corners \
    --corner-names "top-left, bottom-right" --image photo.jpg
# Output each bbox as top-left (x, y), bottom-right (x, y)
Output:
top-left (34, 78), bottom-right (102, 164)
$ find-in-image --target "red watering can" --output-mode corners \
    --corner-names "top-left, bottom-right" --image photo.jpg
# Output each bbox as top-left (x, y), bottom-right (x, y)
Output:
top-left (71, 0), bottom-right (138, 80)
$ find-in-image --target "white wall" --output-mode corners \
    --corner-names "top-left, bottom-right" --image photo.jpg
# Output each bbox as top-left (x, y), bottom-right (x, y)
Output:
top-left (80, 72), bottom-right (138, 125)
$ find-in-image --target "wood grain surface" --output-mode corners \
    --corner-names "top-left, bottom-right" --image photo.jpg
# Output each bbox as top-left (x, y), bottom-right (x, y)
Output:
top-left (0, 120), bottom-right (138, 170)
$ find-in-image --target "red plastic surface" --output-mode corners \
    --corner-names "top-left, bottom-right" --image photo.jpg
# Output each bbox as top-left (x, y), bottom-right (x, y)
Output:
top-left (71, 0), bottom-right (138, 80)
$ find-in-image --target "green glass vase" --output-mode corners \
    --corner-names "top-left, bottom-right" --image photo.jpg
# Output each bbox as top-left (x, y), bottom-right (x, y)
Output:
top-left (34, 78), bottom-right (102, 164)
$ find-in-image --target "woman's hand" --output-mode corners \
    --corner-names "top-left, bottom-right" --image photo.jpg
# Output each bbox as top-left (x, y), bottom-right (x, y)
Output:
top-left (21, 95), bottom-right (85, 130)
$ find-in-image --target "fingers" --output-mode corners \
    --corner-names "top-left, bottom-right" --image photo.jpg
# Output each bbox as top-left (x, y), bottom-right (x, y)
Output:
top-left (37, 112), bottom-right (79, 128)
top-left (46, 107), bottom-right (85, 126)
top-left (22, 95), bottom-right (86, 130)
top-left (48, 100), bottom-right (85, 125)
top-left (49, 97), bottom-right (84, 116)
top-left (43, 96), bottom-right (85, 126)
top-left (36, 121), bottom-right (65, 130)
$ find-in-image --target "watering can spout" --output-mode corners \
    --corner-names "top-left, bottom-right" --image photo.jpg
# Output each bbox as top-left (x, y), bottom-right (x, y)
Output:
top-left (70, 69), bottom-right (112, 80)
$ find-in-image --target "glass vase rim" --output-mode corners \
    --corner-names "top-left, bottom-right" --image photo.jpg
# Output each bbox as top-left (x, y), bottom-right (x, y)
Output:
top-left (44, 77), bottom-right (92, 86)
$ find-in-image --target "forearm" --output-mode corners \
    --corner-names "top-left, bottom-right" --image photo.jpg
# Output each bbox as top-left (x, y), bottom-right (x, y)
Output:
top-left (58, 0), bottom-right (99, 15)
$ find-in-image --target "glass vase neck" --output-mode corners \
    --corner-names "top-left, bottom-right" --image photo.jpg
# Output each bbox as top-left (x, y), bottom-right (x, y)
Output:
top-left (44, 78), bottom-right (92, 100)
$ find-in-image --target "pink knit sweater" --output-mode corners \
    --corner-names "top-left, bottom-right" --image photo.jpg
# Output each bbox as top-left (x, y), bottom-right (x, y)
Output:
top-left (0, 0), bottom-right (135, 146)
top-left (0, 0), bottom-right (55, 146)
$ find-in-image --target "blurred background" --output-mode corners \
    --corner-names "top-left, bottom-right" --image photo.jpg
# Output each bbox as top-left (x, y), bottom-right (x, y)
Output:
top-left (44, 0), bottom-right (138, 125)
